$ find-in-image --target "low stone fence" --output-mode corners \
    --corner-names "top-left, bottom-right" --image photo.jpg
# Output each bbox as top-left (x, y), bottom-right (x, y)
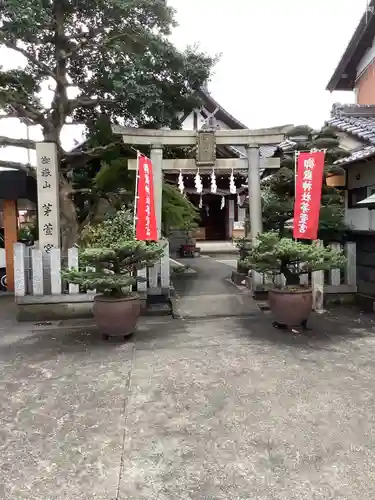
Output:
top-left (13, 240), bottom-right (170, 321)
top-left (235, 241), bottom-right (357, 312)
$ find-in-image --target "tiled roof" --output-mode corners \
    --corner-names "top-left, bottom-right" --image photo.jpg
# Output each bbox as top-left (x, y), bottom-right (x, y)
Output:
top-left (327, 104), bottom-right (375, 143)
top-left (335, 145), bottom-right (375, 165)
top-left (326, 104), bottom-right (375, 166)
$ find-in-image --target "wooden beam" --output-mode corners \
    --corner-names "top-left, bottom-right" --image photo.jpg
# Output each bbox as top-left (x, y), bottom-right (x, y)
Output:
top-left (3, 199), bottom-right (17, 292)
top-left (112, 125), bottom-right (292, 147)
top-left (128, 158), bottom-right (280, 171)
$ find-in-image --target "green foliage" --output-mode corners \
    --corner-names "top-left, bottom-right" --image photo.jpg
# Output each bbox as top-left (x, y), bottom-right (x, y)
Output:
top-left (243, 232), bottom-right (346, 287)
top-left (18, 216), bottom-right (38, 244)
top-left (234, 237), bottom-right (247, 251)
top-left (0, 0), bottom-right (215, 139)
top-left (62, 208), bottom-right (163, 297)
top-left (263, 125), bottom-right (350, 240)
top-left (234, 237), bottom-right (252, 273)
top-left (162, 183), bottom-right (200, 235)
top-left (80, 207), bottom-right (135, 247)
top-left (0, 0), bottom-right (214, 246)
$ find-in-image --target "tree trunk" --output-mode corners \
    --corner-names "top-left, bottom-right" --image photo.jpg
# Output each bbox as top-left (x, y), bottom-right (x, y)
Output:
top-left (281, 263), bottom-right (300, 287)
top-left (60, 174), bottom-right (79, 254)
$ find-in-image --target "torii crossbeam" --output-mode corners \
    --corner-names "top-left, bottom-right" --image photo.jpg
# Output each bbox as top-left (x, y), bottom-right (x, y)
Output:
top-left (112, 124), bottom-right (292, 242)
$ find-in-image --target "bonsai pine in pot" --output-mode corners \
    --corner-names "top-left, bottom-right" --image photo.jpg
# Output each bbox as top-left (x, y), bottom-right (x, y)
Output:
top-left (243, 232), bottom-right (346, 328)
top-left (62, 209), bottom-right (163, 339)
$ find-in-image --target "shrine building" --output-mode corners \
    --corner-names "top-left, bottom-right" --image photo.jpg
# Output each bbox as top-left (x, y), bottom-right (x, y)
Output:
top-left (170, 87), bottom-right (281, 242)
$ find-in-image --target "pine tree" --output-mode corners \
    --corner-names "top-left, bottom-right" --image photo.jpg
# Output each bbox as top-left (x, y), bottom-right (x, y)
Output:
top-left (262, 125), bottom-right (349, 240)
top-left (63, 208), bottom-right (164, 296)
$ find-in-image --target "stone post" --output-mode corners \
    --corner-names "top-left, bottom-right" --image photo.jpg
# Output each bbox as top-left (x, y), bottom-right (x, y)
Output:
top-left (246, 145), bottom-right (263, 290)
top-left (35, 142), bottom-right (60, 253)
top-left (35, 142), bottom-right (61, 295)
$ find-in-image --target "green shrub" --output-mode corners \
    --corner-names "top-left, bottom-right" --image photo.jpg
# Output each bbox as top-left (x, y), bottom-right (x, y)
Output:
top-left (243, 231), bottom-right (346, 287)
top-left (62, 208), bottom-right (163, 297)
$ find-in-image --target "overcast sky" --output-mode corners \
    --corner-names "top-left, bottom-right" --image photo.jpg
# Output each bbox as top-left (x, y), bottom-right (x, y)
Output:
top-left (0, 0), bottom-right (368, 166)
top-left (169, 0), bottom-right (365, 128)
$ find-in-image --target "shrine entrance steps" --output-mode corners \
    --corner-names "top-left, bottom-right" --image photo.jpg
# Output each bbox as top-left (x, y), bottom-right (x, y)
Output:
top-left (198, 240), bottom-right (238, 255)
top-left (171, 255), bottom-right (259, 320)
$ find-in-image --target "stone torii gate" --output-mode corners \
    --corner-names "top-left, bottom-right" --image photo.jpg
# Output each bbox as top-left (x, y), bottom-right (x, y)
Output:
top-left (112, 124), bottom-right (291, 292)
top-left (112, 124), bottom-right (291, 244)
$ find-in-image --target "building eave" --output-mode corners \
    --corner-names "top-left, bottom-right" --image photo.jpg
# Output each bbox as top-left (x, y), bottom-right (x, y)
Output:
top-left (325, 103), bottom-right (375, 165)
top-left (197, 88), bottom-right (248, 129)
top-left (326, 1), bottom-right (375, 92)
top-left (335, 145), bottom-right (375, 167)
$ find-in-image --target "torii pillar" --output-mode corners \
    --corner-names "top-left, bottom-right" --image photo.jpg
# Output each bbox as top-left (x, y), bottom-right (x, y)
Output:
top-left (246, 145), bottom-right (263, 237)
top-left (112, 125), bottom-right (291, 291)
top-left (149, 145), bottom-right (163, 238)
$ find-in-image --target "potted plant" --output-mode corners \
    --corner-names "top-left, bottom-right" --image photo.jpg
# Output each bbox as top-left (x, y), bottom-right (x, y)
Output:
top-left (243, 232), bottom-right (346, 327)
top-left (62, 209), bottom-right (163, 339)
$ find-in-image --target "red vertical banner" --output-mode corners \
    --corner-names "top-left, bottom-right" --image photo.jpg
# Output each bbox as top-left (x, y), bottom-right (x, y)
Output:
top-left (135, 154), bottom-right (158, 241)
top-left (293, 151), bottom-right (325, 240)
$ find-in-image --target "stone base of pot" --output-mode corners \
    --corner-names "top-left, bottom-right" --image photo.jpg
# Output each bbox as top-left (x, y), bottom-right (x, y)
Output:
top-left (93, 294), bottom-right (141, 338)
top-left (253, 288), bottom-right (269, 301)
top-left (231, 270), bottom-right (248, 286)
top-left (268, 287), bottom-right (313, 327)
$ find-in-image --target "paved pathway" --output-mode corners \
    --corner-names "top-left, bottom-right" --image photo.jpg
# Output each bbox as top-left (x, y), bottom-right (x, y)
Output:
top-left (204, 254), bottom-right (238, 269)
top-left (3, 265), bottom-right (375, 499)
top-left (172, 255), bottom-right (258, 319)
top-left (2, 310), bottom-right (375, 498)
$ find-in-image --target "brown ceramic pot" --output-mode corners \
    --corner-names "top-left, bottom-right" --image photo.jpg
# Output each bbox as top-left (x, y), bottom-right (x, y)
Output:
top-left (268, 288), bottom-right (313, 327)
top-left (93, 294), bottom-right (141, 338)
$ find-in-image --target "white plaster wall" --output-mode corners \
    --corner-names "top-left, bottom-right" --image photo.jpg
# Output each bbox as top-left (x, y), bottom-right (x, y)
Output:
top-left (347, 161), bottom-right (375, 189)
top-left (0, 249), bottom-right (5, 268)
top-left (357, 36), bottom-right (375, 78)
top-left (181, 112), bottom-right (195, 130)
top-left (181, 110), bottom-right (206, 130)
top-left (346, 161), bottom-right (375, 231)
top-left (346, 208), bottom-right (370, 231)
top-left (346, 209), bottom-right (375, 231)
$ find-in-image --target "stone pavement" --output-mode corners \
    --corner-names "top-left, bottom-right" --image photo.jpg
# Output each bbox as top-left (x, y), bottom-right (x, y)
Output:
top-left (172, 255), bottom-right (258, 319)
top-left (2, 299), bottom-right (375, 498)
